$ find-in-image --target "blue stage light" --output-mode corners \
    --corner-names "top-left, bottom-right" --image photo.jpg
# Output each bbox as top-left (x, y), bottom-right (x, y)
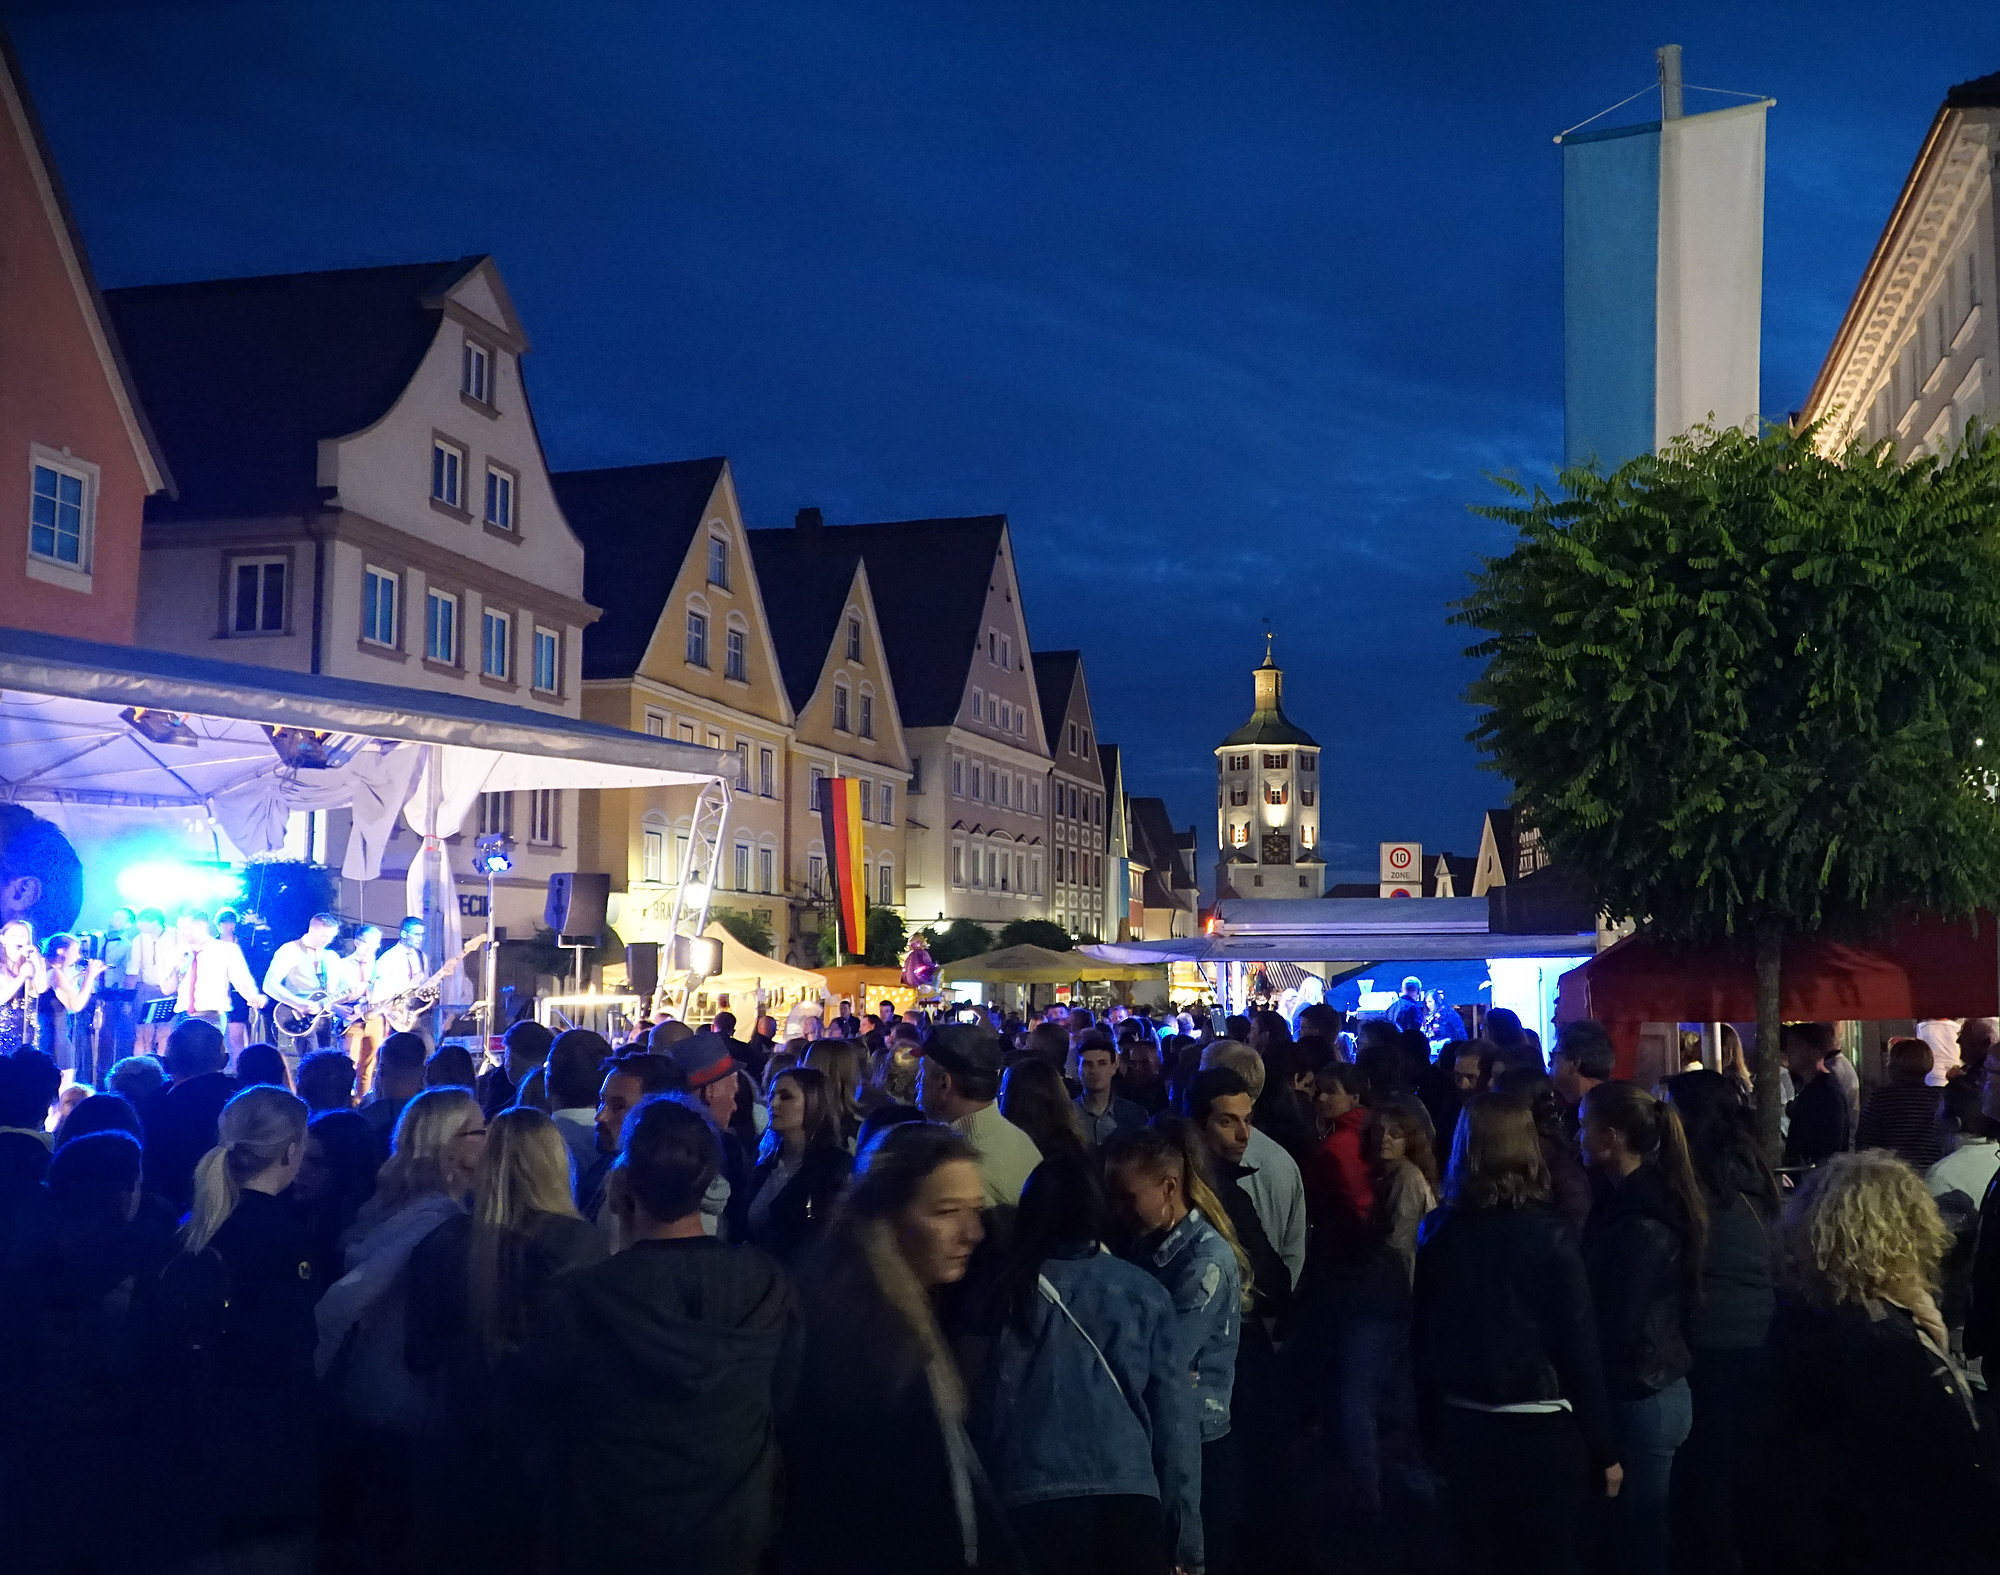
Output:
top-left (114, 859), bottom-right (244, 911)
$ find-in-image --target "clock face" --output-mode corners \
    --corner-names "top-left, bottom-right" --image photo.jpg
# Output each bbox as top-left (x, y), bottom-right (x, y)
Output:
top-left (1261, 832), bottom-right (1291, 866)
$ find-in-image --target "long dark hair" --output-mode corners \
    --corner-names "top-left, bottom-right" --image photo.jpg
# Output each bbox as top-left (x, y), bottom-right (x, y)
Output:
top-left (1443, 1093), bottom-right (1549, 1211)
top-left (1583, 1080), bottom-right (1710, 1293)
top-left (1664, 1069), bottom-right (1780, 1213)
top-left (995, 1148), bottom-right (1110, 1334)
top-left (999, 1059), bottom-right (1085, 1160)
top-left (1102, 1117), bottom-right (1253, 1309)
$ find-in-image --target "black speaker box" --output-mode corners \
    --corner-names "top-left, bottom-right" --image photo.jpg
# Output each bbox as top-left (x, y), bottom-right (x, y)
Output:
top-left (544, 872), bottom-right (611, 935)
top-left (625, 941), bottom-right (660, 997)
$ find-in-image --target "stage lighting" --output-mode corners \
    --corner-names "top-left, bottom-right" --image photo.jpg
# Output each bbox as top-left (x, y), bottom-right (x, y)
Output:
top-left (264, 726), bottom-right (360, 770)
top-left (115, 858), bottom-right (244, 910)
top-left (671, 935), bottom-right (723, 975)
top-left (120, 707), bottom-right (198, 747)
top-left (472, 833), bottom-right (515, 876)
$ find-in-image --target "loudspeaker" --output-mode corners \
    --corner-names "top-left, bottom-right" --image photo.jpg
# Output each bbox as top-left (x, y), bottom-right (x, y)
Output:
top-left (625, 942), bottom-right (660, 997)
top-left (544, 872), bottom-right (610, 935)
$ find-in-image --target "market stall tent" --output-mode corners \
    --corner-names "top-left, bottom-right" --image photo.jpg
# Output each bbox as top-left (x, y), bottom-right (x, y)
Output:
top-left (685, 923), bottom-right (827, 1022)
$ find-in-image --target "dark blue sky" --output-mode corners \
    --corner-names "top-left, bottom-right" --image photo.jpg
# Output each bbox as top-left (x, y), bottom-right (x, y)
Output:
top-left (11, 0), bottom-right (2000, 884)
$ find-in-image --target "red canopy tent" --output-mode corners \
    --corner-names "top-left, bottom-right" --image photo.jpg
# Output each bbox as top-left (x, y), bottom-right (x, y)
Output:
top-left (1555, 912), bottom-right (2000, 1075)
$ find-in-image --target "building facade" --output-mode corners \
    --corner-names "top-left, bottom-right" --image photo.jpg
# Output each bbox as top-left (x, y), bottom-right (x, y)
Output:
top-left (1214, 642), bottom-right (1324, 899)
top-left (1800, 70), bottom-right (1998, 454)
top-left (106, 256), bottom-right (593, 934)
top-left (1033, 650), bottom-right (1107, 938)
top-left (558, 459), bottom-right (796, 957)
top-left (747, 529), bottom-right (912, 965)
top-left (1128, 795), bottom-right (1199, 940)
top-left (1099, 742), bottom-right (1140, 942)
top-left (0, 36), bottom-right (168, 643)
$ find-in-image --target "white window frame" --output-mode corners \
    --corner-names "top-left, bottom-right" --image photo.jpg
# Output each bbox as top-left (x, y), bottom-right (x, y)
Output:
top-left (532, 625), bottom-right (561, 694)
top-left (880, 783), bottom-right (894, 824)
top-left (642, 826), bottom-right (666, 883)
top-left (425, 587), bottom-right (460, 666)
top-left (431, 438), bottom-right (466, 510)
top-left (28, 450), bottom-right (96, 576)
top-left (707, 534), bottom-right (730, 589)
top-left (846, 616), bottom-right (862, 660)
top-left (833, 682), bottom-right (851, 732)
top-left (859, 691), bottom-right (874, 739)
top-left (481, 606), bottom-right (511, 680)
top-left (971, 688), bottom-right (984, 720)
top-left (759, 747), bottom-right (775, 797)
top-left (879, 863), bottom-right (894, 906)
top-left (952, 756), bottom-right (964, 797)
top-left (858, 779), bottom-right (874, 821)
top-left (462, 339), bottom-right (493, 404)
top-left (226, 554), bottom-right (287, 636)
top-left (758, 845), bottom-right (775, 894)
top-left (528, 788), bottom-right (559, 846)
top-left (686, 608), bottom-right (709, 668)
top-left (484, 465), bottom-right (516, 532)
top-left (952, 843), bottom-right (966, 886)
top-left (477, 791), bottom-right (513, 837)
top-left (644, 709), bottom-right (668, 737)
top-left (725, 626), bottom-right (747, 682)
top-left (362, 564), bottom-right (400, 647)
top-left (734, 841), bottom-right (751, 890)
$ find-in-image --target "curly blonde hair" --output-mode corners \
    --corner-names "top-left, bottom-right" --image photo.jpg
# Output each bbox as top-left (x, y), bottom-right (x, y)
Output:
top-left (1776, 1149), bottom-right (1952, 1310)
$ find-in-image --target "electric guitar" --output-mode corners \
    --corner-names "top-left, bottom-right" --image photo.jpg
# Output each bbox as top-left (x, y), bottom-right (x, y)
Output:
top-left (271, 992), bottom-right (357, 1048)
top-left (375, 936), bottom-right (484, 1033)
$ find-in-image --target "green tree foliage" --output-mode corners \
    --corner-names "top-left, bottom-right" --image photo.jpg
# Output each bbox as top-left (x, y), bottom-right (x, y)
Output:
top-left (864, 906), bottom-right (908, 968)
top-left (927, 918), bottom-right (996, 966)
top-left (712, 906), bottom-right (774, 958)
top-left (1458, 422), bottom-right (2000, 1154)
top-left (998, 918), bottom-right (1073, 951)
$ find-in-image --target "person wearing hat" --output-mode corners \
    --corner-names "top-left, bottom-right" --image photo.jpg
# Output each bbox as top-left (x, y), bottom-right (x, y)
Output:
top-left (663, 1030), bottom-right (750, 1237)
top-left (917, 1022), bottom-right (1042, 1208)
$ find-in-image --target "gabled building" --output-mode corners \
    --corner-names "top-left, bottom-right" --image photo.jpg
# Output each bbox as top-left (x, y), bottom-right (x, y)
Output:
top-left (771, 508), bottom-right (1051, 928)
top-left (1099, 743), bottom-right (1139, 942)
top-left (1128, 795), bottom-right (1199, 940)
top-left (747, 527), bottom-right (912, 964)
top-left (106, 256), bottom-right (593, 931)
top-left (0, 33), bottom-right (170, 642)
top-left (1033, 650), bottom-right (1107, 939)
top-left (557, 459), bottom-right (795, 954)
top-left (1799, 69), bottom-right (1998, 454)
top-left (1214, 640), bottom-right (1325, 899)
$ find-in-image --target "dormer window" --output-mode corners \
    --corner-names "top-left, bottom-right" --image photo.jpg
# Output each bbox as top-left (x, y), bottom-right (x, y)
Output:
top-left (461, 340), bottom-right (493, 406)
top-left (708, 535), bottom-right (730, 590)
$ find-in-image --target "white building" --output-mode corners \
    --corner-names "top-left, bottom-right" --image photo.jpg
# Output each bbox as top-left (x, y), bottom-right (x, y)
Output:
top-left (107, 257), bottom-right (594, 936)
top-left (1214, 641), bottom-right (1324, 899)
top-left (1800, 70), bottom-right (1998, 454)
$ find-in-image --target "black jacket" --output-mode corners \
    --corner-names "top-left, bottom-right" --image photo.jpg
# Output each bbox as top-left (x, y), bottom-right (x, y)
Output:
top-left (143, 1072), bottom-right (238, 1212)
top-left (743, 1142), bottom-right (851, 1267)
top-left (1581, 1163), bottom-right (1693, 1399)
top-left (1413, 1202), bottom-right (1615, 1468)
top-left (1771, 1296), bottom-right (2000, 1573)
top-left (1688, 1173), bottom-right (1774, 1351)
top-left (1784, 1070), bottom-right (1851, 1168)
top-left (1217, 1158), bottom-right (1292, 1321)
top-left (515, 1236), bottom-right (798, 1575)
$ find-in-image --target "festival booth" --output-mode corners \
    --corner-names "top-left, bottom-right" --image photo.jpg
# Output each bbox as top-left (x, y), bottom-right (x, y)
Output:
top-left (817, 965), bottom-right (915, 1019)
top-left (679, 923), bottom-right (827, 1028)
top-left (938, 943), bottom-right (1166, 1012)
top-left (0, 628), bottom-right (732, 1028)
top-left (1554, 913), bottom-right (2000, 1082)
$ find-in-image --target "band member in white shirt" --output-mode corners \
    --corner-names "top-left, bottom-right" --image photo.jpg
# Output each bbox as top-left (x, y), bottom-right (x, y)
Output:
top-left (341, 923), bottom-right (386, 1095)
top-left (167, 910), bottom-right (266, 1034)
top-left (263, 912), bottom-right (343, 1050)
top-left (130, 908), bottom-right (174, 1055)
top-left (370, 916), bottom-right (430, 1033)
top-left (94, 906), bottom-right (137, 1077)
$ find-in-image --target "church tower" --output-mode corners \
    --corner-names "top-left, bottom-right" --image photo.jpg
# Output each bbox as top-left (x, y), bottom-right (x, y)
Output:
top-left (1215, 638), bottom-right (1323, 899)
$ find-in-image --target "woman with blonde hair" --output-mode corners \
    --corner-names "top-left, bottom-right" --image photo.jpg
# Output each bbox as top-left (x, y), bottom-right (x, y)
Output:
top-left (315, 1087), bottom-right (484, 1570)
top-left (1772, 1151), bottom-right (1994, 1569)
top-left (803, 1037), bottom-right (865, 1149)
top-left (404, 1106), bottom-right (606, 1574)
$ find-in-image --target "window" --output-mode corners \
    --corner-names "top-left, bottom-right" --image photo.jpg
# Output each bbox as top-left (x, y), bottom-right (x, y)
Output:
top-left (880, 783), bottom-right (894, 823)
top-left (528, 789), bottom-right (558, 846)
top-left (362, 566), bottom-right (399, 646)
top-left (677, 721), bottom-right (696, 743)
top-left (1302, 822), bottom-right (1317, 846)
top-left (685, 610), bottom-right (708, 667)
top-left (846, 616), bottom-right (862, 660)
top-left (999, 701), bottom-right (1011, 731)
top-left (1081, 730), bottom-right (1091, 758)
top-left (228, 557), bottom-right (286, 635)
top-left (736, 739), bottom-right (751, 790)
top-left (645, 710), bottom-right (667, 736)
top-left (725, 627), bottom-right (746, 681)
top-left (970, 764), bottom-right (983, 800)
top-left (425, 589), bottom-right (459, 665)
top-left (911, 757), bottom-right (923, 793)
top-left (971, 689), bottom-right (984, 720)
top-left (484, 466), bottom-right (515, 532)
top-left (477, 792), bottom-right (513, 836)
top-left (859, 780), bottom-right (874, 821)
top-left (758, 846), bottom-right (775, 894)
top-left (674, 831), bottom-right (690, 881)
top-left (1230, 786), bottom-right (1249, 807)
top-left (952, 844), bottom-right (965, 885)
top-left (706, 729), bottom-right (723, 750)
top-left (1262, 752), bottom-right (1290, 769)
top-left (879, 864), bottom-right (893, 905)
top-left (532, 626), bottom-right (560, 693)
top-left (1230, 823), bottom-right (1249, 846)
top-left (30, 461), bottom-right (90, 567)
top-left (642, 828), bottom-right (666, 883)
top-left (1030, 782), bottom-right (1040, 814)
top-left (810, 768), bottom-right (828, 809)
top-left (1000, 634), bottom-right (1012, 668)
top-left (997, 773), bottom-right (1010, 809)
top-left (462, 340), bottom-right (492, 404)
top-left (707, 535), bottom-right (729, 589)
top-left (1067, 723), bottom-right (1077, 753)
top-left (1014, 853), bottom-right (1025, 891)
top-left (834, 683), bottom-right (851, 732)
top-left (1265, 781), bottom-right (1288, 806)
top-left (952, 757), bottom-right (964, 796)
top-left (759, 747), bottom-right (775, 797)
top-left (481, 607), bottom-right (511, 679)
top-left (987, 631), bottom-right (998, 664)
top-left (431, 440), bottom-right (466, 510)
top-left (859, 693), bottom-right (874, 739)
top-left (1227, 753), bottom-right (1250, 772)
top-left (1301, 787), bottom-right (1316, 807)
top-left (734, 842), bottom-right (751, 890)
top-left (808, 854), bottom-right (825, 896)
top-left (1300, 753), bottom-right (1317, 773)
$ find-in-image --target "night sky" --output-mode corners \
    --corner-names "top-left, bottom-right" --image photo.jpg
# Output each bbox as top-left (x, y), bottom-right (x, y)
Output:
top-left (10, 0), bottom-right (2000, 887)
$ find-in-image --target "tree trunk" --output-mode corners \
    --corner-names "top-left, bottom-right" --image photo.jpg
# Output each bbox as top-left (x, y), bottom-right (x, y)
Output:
top-left (1753, 918), bottom-right (1784, 1163)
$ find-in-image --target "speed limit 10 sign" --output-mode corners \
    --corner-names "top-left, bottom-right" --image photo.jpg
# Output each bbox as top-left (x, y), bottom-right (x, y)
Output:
top-left (1379, 841), bottom-right (1422, 882)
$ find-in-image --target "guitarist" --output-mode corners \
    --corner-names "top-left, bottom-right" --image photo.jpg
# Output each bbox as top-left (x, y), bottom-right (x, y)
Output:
top-left (369, 916), bottom-right (432, 1038)
top-left (262, 912), bottom-right (343, 1051)
top-left (339, 924), bottom-right (386, 1096)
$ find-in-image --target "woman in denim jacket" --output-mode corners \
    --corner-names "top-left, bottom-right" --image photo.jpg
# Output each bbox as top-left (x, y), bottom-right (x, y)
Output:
top-left (971, 1148), bottom-right (1203, 1574)
top-left (1105, 1120), bottom-right (1250, 1575)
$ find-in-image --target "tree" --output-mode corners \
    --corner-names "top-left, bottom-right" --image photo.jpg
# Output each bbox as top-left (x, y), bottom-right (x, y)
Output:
top-left (998, 918), bottom-right (1073, 951)
top-left (1458, 422), bottom-right (2000, 1155)
top-left (927, 919), bottom-right (996, 966)
top-left (712, 906), bottom-right (774, 957)
top-left (864, 906), bottom-right (908, 968)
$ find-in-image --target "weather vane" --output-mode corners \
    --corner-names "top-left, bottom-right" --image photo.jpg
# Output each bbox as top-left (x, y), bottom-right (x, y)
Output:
top-left (1260, 615), bottom-right (1273, 662)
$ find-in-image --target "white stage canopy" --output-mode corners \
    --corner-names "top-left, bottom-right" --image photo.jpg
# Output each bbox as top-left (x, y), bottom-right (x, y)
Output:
top-left (0, 627), bottom-right (732, 883)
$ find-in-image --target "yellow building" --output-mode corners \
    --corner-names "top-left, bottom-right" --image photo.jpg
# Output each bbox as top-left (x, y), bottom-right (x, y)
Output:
top-left (746, 528), bottom-right (912, 965)
top-left (554, 458), bottom-right (796, 954)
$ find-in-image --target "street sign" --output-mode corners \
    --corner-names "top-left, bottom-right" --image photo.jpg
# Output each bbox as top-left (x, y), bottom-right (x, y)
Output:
top-left (1379, 841), bottom-right (1421, 883)
top-left (1380, 882), bottom-right (1421, 898)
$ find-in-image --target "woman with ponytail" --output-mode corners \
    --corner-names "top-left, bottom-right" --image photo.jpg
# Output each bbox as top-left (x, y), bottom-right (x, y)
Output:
top-left (1104, 1117), bottom-right (1248, 1575)
top-left (1579, 1081), bottom-right (1709, 1575)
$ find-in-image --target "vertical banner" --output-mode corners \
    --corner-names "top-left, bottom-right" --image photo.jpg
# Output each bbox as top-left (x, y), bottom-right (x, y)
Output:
top-left (1562, 121), bottom-right (1660, 469)
top-left (819, 776), bottom-right (867, 961)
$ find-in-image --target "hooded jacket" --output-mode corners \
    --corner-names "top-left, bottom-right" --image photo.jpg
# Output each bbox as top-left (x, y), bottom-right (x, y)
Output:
top-left (1581, 1162), bottom-right (1694, 1399)
top-left (518, 1236), bottom-right (799, 1575)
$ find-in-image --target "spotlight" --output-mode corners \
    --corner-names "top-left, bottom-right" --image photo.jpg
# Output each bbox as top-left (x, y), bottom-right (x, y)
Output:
top-left (120, 707), bottom-right (198, 747)
top-left (671, 935), bottom-right (723, 975)
top-left (264, 726), bottom-right (360, 770)
top-left (115, 858), bottom-right (243, 910)
top-left (472, 833), bottom-right (515, 876)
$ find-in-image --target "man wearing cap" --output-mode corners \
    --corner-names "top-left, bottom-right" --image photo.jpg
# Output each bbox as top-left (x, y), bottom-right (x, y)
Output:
top-left (664, 1030), bottom-right (749, 1237)
top-left (918, 1022), bottom-right (1042, 1209)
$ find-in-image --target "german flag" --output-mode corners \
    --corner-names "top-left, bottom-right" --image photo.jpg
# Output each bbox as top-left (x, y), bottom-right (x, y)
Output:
top-left (819, 775), bottom-right (867, 961)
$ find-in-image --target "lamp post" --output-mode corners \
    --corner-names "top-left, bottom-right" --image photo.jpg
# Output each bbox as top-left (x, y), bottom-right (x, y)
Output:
top-left (472, 833), bottom-right (515, 1059)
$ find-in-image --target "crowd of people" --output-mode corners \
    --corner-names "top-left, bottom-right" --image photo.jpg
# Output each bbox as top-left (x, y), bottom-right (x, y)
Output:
top-left (1, 993), bottom-right (1997, 1575)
